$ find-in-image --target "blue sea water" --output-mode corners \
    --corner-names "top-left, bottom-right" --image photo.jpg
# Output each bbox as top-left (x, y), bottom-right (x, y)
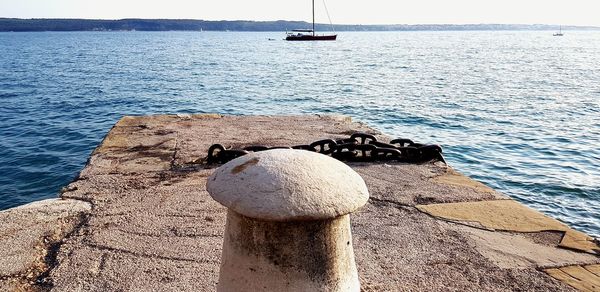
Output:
top-left (0, 31), bottom-right (599, 238)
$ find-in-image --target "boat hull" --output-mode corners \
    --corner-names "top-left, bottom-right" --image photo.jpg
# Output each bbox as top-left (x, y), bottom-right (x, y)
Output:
top-left (286, 35), bottom-right (337, 41)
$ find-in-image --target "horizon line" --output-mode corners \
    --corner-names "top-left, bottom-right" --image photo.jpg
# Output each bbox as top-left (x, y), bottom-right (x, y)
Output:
top-left (1, 17), bottom-right (598, 28)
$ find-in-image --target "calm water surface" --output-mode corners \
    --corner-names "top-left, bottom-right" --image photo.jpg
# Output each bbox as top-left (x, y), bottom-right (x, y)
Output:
top-left (0, 31), bottom-right (599, 238)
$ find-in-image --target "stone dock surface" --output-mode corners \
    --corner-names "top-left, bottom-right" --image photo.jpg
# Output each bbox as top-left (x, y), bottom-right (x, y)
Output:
top-left (1, 114), bottom-right (599, 291)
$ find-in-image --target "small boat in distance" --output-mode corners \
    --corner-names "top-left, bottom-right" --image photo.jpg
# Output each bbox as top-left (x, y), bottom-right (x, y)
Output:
top-left (286, 0), bottom-right (337, 41)
top-left (286, 29), bottom-right (337, 41)
top-left (553, 26), bottom-right (564, 36)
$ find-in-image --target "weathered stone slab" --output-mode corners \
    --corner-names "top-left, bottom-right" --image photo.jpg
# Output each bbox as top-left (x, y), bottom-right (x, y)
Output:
top-left (353, 202), bottom-right (576, 291)
top-left (546, 264), bottom-right (600, 291)
top-left (0, 199), bottom-right (90, 290)
top-left (3, 114), bottom-right (598, 291)
top-left (416, 200), bottom-right (600, 254)
top-left (50, 245), bottom-right (219, 292)
top-left (451, 225), bottom-right (599, 269)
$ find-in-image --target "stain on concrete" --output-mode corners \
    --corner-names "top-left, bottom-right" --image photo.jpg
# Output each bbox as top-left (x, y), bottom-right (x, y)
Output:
top-left (0, 199), bottom-right (91, 291)
top-left (226, 212), bottom-right (352, 286)
top-left (231, 157), bottom-right (260, 174)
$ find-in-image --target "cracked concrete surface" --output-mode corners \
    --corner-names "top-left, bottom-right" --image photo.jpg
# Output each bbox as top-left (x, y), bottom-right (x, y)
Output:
top-left (1, 114), bottom-right (598, 291)
top-left (0, 199), bottom-right (90, 291)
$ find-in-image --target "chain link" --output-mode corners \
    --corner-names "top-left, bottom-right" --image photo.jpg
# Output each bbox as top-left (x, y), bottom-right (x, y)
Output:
top-left (206, 132), bottom-right (445, 165)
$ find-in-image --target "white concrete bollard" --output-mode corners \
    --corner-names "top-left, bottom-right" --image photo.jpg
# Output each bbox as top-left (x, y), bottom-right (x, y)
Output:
top-left (207, 149), bottom-right (369, 292)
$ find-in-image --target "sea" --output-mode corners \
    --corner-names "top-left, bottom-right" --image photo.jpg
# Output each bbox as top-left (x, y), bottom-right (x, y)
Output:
top-left (0, 31), bottom-right (598, 238)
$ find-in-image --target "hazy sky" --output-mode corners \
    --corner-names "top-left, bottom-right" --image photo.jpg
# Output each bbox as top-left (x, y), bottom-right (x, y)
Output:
top-left (2, 0), bottom-right (600, 26)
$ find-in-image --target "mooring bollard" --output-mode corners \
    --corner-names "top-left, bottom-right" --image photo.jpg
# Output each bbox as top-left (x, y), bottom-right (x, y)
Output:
top-left (207, 149), bottom-right (369, 292)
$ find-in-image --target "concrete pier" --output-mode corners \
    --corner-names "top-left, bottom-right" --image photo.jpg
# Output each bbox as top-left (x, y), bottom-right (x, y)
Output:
top-left (1, 114), bottom-right (599, 291)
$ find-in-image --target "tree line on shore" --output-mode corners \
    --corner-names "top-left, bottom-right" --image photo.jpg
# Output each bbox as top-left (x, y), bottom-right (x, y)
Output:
top-left (1, 18), bottom-right (597, 32)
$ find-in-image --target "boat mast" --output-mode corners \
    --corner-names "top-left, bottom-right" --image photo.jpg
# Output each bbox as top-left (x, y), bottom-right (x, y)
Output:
top-left (312, 0), bottom-right (315, 36)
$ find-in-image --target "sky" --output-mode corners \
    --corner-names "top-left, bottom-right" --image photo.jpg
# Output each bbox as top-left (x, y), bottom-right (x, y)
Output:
top-left (1, 0), bottom-right (600, 26)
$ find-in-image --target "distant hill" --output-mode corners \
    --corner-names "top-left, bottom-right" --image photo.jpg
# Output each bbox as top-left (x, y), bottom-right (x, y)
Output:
top-left (1, 18), bottom-right (598, 32)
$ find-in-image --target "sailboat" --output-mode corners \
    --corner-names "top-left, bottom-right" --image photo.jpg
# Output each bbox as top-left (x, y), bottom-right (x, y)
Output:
top-left (286, 0), bottom-right (337, 41)
top-left (553, 26), bottom-right (564, 36)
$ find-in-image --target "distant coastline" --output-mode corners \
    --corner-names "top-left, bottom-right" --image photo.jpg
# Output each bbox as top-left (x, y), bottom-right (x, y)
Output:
top-left (1, 18), bottom-right (599, 32)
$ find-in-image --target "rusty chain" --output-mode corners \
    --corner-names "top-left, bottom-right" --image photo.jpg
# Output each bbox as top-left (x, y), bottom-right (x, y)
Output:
top-left (206, 133), bottom-right (445, 165)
